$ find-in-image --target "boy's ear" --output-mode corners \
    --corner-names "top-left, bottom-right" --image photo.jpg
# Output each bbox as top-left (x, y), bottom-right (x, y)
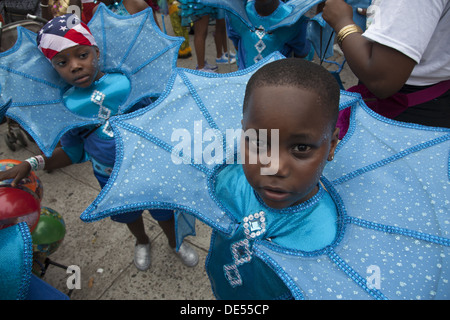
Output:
top-left (327, 127), bottom-right (340, 161)
top-left (94, 46), bottom-right (100, 59)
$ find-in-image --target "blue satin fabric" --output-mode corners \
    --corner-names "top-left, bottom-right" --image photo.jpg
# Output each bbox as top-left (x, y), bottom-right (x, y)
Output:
top-left (61, 73), bottom-right (130, 169)
top-left (107, 0), bottom-right (130, 16)
top-left (63, 73), bottom-right (130, 121)
top-left (0, 223), bottom-right (32, 300)
top-left (206, 164), bottom-right (338, 299)
top-left (178, 0), bottom-right (219, 26)
top-left (227, 0), bottom-right (310, 69)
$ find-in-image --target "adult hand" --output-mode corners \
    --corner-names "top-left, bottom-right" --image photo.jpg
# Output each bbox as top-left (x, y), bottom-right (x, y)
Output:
top-left (322, 0), bottom-right (354, 31)
top-left (0, 161), bottom-right (32, 187)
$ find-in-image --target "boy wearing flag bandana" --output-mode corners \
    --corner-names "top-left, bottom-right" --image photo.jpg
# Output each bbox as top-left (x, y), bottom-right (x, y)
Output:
top-left (1, 14), bottom-right (199, 271)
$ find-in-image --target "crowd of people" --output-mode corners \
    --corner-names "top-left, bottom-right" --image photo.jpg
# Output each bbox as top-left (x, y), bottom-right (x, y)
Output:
top-left (0, 0), bottom-right (448, 301)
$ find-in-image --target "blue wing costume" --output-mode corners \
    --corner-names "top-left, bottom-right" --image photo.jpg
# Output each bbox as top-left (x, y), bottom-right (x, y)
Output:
top-left (191, 0), bottom-right (320, 68)
top-left (79, 51), bottom-right (449, 299)
top-left (194, 0), bottom-right (322, 32)
top-left (0, 4), bottom-right (183, 157)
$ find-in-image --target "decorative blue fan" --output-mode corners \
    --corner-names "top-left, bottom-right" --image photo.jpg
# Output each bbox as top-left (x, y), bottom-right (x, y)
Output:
top-left (80, 52), bottom-right (286, 231)
top-left (255, 95), bottom-right (450, 299)
top-left (80, 50), bottom-right (449, 299)
top-left (0, 4), bottom-right (183, 157)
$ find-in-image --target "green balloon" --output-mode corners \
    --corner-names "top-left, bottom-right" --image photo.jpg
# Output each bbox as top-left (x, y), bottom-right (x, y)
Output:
top-left (31, 207), bottom-right (65, 245)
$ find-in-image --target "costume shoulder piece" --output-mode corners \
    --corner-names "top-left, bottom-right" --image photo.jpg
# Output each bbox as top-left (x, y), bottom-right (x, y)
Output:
top-left (0, 4), bottom-right (183, 156)
top-left (254, 94), bottom-right (450, 299)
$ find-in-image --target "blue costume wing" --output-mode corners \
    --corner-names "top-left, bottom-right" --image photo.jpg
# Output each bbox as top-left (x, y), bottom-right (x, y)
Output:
top-left (88, 4), bottom-right (183, 113)
top-left (0, 5), bottom-right (183, 157)
top-left (0, 27), bottom-right (98, 156)
top-left (254, 93), bottom-right (450, 299)
top-left (198, 0), bottom-right (322, 32)
top-left (80, 53), bottom-right (285, 236)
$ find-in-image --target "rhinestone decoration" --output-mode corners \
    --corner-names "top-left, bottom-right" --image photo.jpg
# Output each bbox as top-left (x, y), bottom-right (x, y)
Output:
top-left (243, 211), bottom-right (266, 239)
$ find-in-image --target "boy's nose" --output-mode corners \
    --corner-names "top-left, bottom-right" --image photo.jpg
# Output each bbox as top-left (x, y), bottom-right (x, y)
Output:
top-left (262, 154), bottom-right (289, 177)
top-left (69, 60), bottom-right (82, 72)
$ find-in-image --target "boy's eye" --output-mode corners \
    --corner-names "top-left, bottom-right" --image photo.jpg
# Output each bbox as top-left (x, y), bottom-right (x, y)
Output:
top-left (79, 52), bottom-right (89, 58)
top-left (55, 60), bottom-right (66, 67)
top-left (292, 144), bottom-right (311, 153)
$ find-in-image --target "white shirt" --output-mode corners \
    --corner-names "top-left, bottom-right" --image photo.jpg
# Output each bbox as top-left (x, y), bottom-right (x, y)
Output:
top-left (362, 0), bottom-right (450, 86)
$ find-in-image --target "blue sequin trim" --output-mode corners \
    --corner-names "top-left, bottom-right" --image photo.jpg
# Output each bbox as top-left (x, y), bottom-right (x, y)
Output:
top-left (5, 111), bottom-right (101, 157)
top-left (0, 65), bottom-right (63, 90)
top-left (349, 216), bottom-right (450, 246)
top-left (333, 133), bottom-right (450, 185)
top-left (179, 70), bottom-right (219, 130)
top-left (327, 249), bottom-right (388, 300)
top-left (17, 222), bottom-right (32, 300)
top-left (448, 149), bottom-right (450, 181)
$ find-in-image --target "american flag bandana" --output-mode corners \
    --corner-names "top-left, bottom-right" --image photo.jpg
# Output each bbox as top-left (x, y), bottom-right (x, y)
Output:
top-left (37, 14), bottom-right (97, 61)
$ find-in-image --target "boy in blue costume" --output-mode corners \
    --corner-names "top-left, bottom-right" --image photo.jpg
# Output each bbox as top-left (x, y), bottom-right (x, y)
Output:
top-left (206, 58), bottom-right (340, 299)
top-left (0, 14), bottom-right (198, 271)
top-left (226, 0), bottom-right (312, 70)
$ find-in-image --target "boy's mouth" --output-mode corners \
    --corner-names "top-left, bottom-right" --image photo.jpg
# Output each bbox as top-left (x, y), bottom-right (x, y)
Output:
top-left (260, 186), bottom-right (291, 202)
top-left (73, 74), bottom-right (91, 85)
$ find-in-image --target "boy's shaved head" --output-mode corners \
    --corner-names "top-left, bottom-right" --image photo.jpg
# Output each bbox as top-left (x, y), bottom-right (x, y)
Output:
top-left (243, 58), bottom-right (340, 131)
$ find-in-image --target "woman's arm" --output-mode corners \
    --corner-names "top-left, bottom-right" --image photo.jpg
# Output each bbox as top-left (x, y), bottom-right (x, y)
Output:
top-left (322, 0), bottom-right (416, 98)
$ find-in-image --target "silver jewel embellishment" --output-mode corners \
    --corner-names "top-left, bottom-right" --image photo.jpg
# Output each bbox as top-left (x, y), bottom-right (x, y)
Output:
top-left (254, 26), bottom-right (267, 64)
top-left (90, 90), bottom-right (114, 137)
top-left (224, 264), bottom-right (242, 287)
top-left (91, 90), bottom-right (105, 106)
top-left (223, 239), bottom-right (252, 288)
top-left (243, 211), bottom-right (266, 239)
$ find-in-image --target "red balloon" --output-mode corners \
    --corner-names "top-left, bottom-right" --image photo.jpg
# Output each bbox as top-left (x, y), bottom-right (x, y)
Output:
top-left (0, 187), bottom-right (40, 232)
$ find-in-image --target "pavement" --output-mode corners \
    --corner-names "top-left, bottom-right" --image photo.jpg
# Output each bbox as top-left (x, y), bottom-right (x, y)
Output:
top-left (0, 11), bottom-right (357, 300)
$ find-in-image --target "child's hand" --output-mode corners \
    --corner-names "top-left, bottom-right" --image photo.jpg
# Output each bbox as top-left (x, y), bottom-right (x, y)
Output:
top-left (322, 0), bottom-right (355, 31)
top-left (0, 161), bottom-right (32, 187)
